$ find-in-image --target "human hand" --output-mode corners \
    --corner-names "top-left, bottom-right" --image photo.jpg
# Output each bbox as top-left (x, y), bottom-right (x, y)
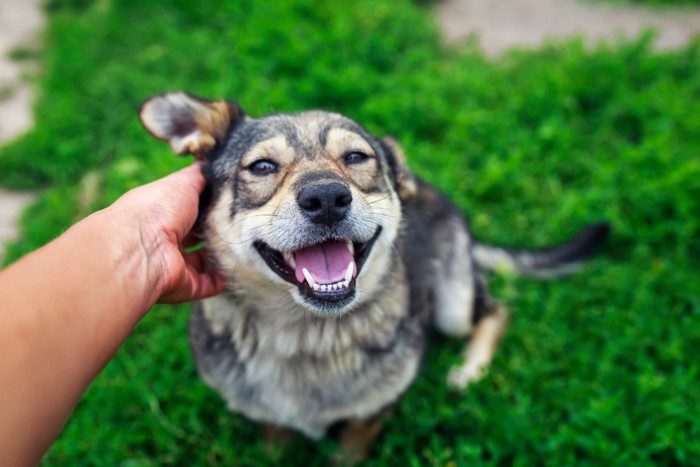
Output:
top-left (109, 163), bottom-right (225, 304)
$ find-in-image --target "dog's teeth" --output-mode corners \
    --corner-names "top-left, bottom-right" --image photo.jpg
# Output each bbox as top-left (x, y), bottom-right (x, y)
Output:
top-left (302, 268), bottom-right (318, 290)
top-left (303, 267), bottom-right (355, 294)
top-left (284, 252), bottom-right (296, 268)
top-left (345, 262), bottom-right (355, 283)
top-left (346, 240), bottom-right (355, 255)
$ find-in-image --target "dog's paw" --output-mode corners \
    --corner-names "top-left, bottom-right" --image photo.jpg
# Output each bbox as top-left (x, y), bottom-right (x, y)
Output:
top-left (447, 362), bottom-right (487, 391)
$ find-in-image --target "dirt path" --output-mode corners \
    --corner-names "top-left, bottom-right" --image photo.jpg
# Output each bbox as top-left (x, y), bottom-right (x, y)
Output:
top-left (0, 0), bottom-right (43, 263)
top-left (437, 0), bottom-right (700, 55)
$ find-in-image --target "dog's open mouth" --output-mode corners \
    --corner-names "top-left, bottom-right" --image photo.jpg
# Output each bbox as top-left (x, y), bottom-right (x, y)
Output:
top-left (253, 227), bottom-right (382, 305)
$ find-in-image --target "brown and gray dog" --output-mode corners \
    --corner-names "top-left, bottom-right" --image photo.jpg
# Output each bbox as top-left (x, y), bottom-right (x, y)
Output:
top-left (139, 93), bottom-right (608, 460)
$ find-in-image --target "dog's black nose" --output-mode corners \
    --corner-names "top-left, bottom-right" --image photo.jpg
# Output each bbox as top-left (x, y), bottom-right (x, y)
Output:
top-left (297, 182), bottom-right (352, 226)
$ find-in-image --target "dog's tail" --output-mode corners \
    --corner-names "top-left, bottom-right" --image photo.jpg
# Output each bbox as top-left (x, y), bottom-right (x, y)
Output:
top-left (472, 223), bottom-right (610, 279)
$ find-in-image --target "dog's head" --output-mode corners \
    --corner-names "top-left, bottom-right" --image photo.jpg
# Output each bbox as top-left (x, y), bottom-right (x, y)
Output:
top-left (140, 93), bottom-right (416, 316)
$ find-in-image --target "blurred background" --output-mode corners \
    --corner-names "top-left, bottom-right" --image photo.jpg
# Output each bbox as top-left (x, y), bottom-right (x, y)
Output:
top-left (1, 0), bottom-right (699, 464)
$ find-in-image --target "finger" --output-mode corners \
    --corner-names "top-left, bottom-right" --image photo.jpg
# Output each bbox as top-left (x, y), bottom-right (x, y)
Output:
top-left (158, 267), bottom-right (225, 304)
top-left (185, 251), bottom-right (224, 298)
top-left (162, 162), bottom-right (206, 195)
top-left (162, 164), bottom-right (207, 243)
top-left (183, 248), bottom-right (207, 273)
top-left (196, 269), bottom-right (226, 299)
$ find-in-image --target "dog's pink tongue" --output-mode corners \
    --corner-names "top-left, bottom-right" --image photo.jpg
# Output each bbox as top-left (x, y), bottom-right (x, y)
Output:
top-left (294, 240), bottom-right (354, 284)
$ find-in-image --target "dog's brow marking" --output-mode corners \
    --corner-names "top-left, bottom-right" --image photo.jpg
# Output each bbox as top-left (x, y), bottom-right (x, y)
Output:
top-left (317, 121), bottom-right (349, 148)
top-left (241, 135), bottom-right (295, 167)
top-left (318, 124), bottom-right (331, 148)
top-left (324, 128), bottom-right (374, 157)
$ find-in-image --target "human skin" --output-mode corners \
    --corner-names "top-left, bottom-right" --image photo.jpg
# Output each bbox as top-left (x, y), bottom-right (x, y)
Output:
top-left (0, 163), bottom-right (224, 466)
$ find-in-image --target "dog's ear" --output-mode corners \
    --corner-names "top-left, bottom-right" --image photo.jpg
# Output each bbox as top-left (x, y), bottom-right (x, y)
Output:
top-left (139, 92), bottom-right (244, 160)
top-left (381, 136), bottom-right (416, 200)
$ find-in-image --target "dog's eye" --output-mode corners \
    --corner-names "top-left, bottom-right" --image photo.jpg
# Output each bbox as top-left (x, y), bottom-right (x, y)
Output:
top-left (343, 151), bottom-right (370, 165)
top-left (248, 160), bottom-right (278, 175)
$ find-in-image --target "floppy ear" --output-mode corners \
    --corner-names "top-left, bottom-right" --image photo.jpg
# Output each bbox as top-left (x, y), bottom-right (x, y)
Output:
top-left (381, 136), bottom-right (416, 200)
top-left (139, 92), bottom-right (244, 160)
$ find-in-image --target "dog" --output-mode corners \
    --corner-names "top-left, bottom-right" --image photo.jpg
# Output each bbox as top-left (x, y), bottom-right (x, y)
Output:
top-left (139, 92), bottom-right (609, 460)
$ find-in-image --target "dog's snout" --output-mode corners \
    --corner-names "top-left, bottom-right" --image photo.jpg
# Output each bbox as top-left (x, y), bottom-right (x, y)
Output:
top-left (297, 182), bottom-right (352, 226)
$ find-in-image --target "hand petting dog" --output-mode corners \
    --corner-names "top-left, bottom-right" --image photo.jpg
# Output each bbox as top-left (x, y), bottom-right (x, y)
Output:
top-left (0, 162), bottom-right (223, 466)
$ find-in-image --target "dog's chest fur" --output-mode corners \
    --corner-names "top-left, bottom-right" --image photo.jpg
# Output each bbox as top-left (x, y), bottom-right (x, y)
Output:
top-left (189, 252), bottom-right (428, 438)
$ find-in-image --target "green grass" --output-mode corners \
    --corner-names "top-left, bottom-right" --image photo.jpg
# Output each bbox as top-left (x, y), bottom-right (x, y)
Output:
top-left (2, 0), bottom-right (699, 464)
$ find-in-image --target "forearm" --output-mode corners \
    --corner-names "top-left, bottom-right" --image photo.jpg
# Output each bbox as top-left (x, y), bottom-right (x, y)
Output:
top-left (0, 207), bottom-right (162, 465)
top-left (0, 163), bottom-right (220, 465)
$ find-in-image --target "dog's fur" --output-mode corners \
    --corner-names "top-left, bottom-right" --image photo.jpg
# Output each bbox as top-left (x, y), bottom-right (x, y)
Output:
top-left (140, 93), bottom-right (609, 458)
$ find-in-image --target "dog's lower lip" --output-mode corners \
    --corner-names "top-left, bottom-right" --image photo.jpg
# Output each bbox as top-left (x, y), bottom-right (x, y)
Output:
top-left (253, 227), bottom-right (382, 304)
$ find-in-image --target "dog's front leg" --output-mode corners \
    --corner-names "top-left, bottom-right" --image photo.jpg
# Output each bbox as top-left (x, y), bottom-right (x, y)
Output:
top-left (448, 304), bottom-right (510, 391)
top-left (262, 423), bottom-right (296, 457)
top-left (334, 407), bottom-right (393, 465)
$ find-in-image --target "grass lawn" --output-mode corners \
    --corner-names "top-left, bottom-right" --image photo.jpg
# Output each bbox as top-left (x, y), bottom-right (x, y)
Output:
top-left (2, 0), bottom-right (699, 464)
